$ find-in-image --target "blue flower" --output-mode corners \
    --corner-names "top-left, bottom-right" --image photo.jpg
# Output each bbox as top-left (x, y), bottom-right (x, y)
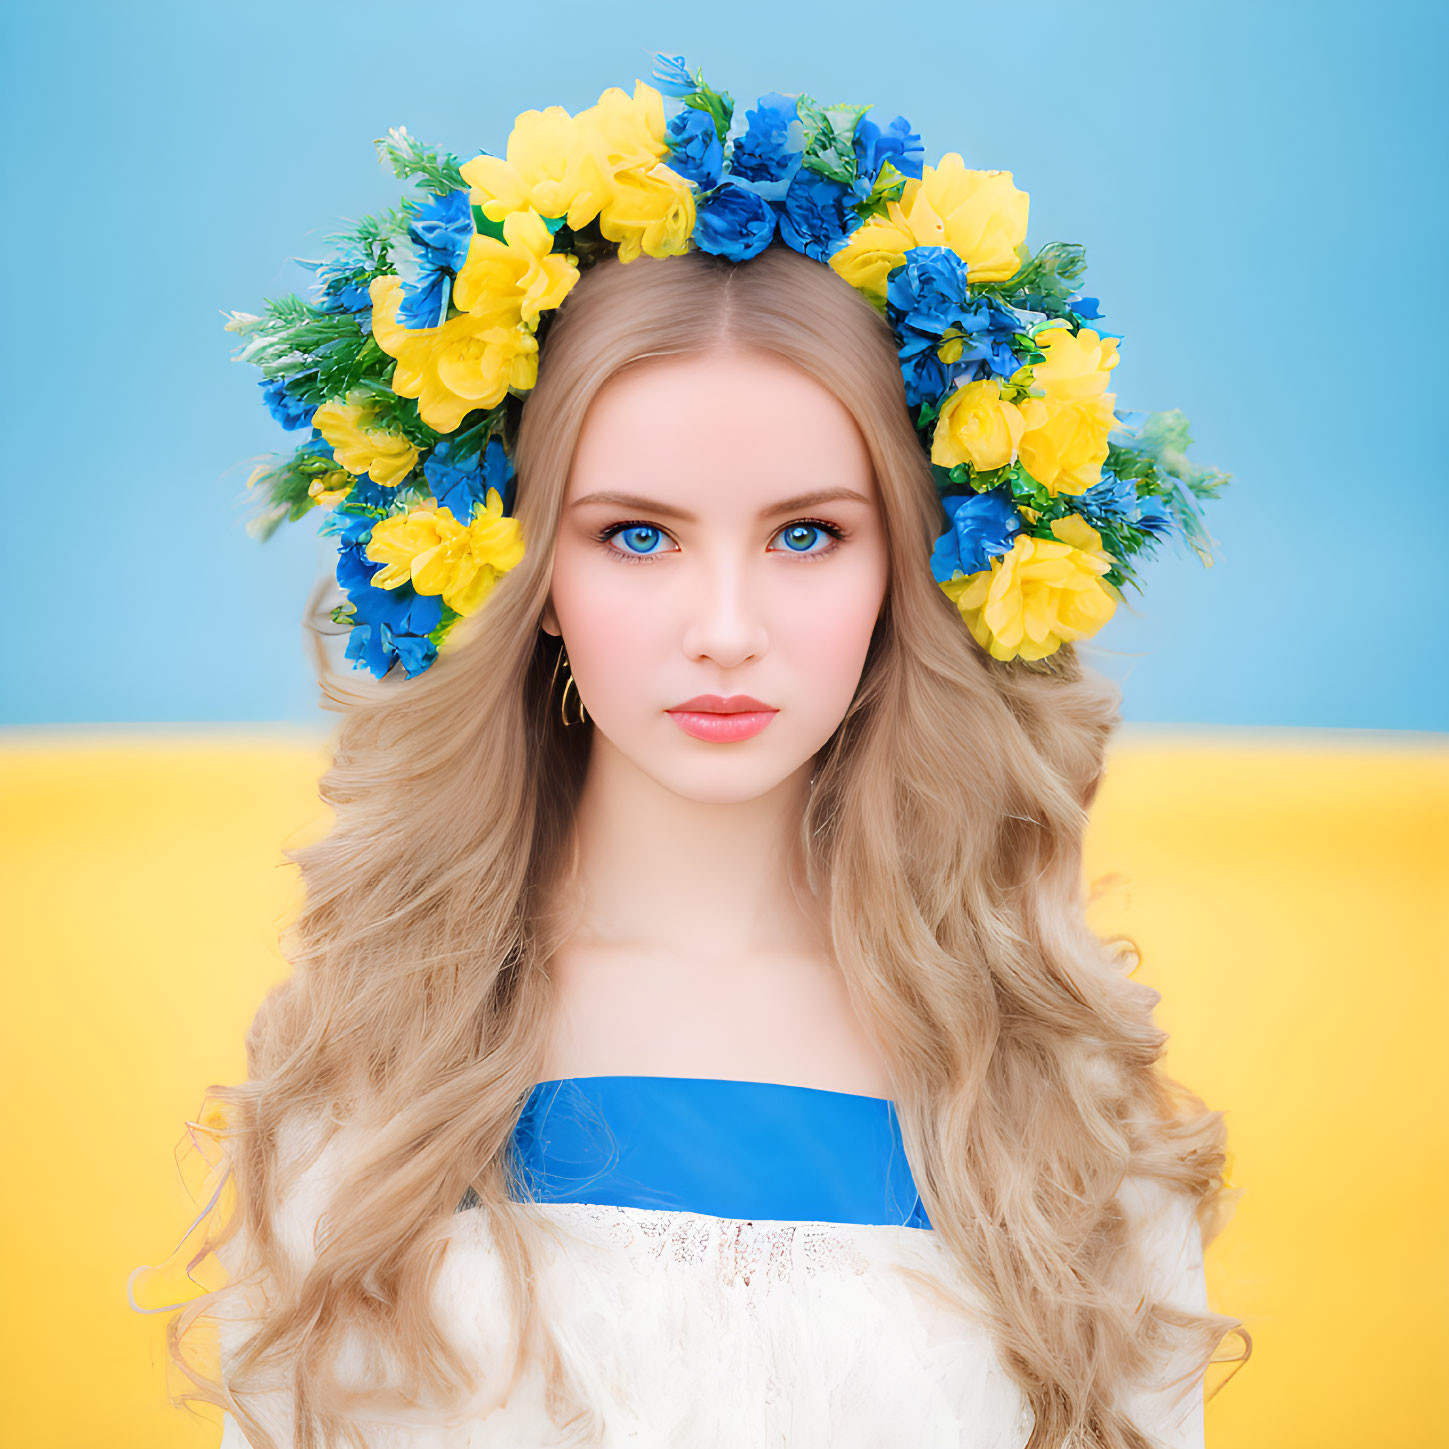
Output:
top-left (886, 249), bottom-right (1026, 406)
top-left (304, 253), bottom-right (373, 319)
top-left (1133, 496), bottom-right (1179, 541)
top-left (398, 274), bottom-right (449, 333)
top-left (410, 188), bottom-right (474, 273)
top-left (694, 180), bottom-right (778, 261)
top-left (888, 248), bottom-right (973, 338)
top-left (650, 53), bottom-right (696, 98)
top-left (665, 106), bottom-right (724, 191)
top-left (896, 335), bottom-right (955, 409)
top-left (1070, 478), bottom-right (1178, 545)
top-left (375, 626), bottom-right (437, 678)
top-left (728, 92), bottom-right (804, 199)
top-left (941, 299), bottom-right (1021, 378)
top-left (259, 375), bottom-right (315, 430)
top-left (852, 114), bottom-right (924, 190)
top-left (397, 188), bottom-right (474, 330)
top-left (422, 436), bottom-right (514, 524)
top-left (1074, 472), bottom-right (1138, 527)
top-left (930, 487), bottom-right (1024, 581)
top-left (778, 168), bottom-right (861, 263)
top-left (333, 518), bottom-right (443, 679)
top-left (1069, 295), bottom-right (1102, 321)
top-left (343, 591), bottom-right (441, 678)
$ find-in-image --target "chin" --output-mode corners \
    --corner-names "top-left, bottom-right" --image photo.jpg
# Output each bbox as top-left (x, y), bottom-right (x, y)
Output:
top-left (615, 735), bottom-right (804, 803)
top-left (651, 759), bottom-right (801, 806)
top-left (595, 717), bottom-right (819, 805)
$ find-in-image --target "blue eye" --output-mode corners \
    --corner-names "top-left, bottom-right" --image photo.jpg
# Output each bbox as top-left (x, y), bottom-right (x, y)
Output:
top-left (598, 517), bottom-right (845, 563)
top-left (775, 523), bottom-right (830, 553)
top-left (609, 524), bottom-right (672, 556)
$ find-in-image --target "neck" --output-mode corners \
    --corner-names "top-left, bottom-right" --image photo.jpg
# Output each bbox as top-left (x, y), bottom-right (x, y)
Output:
top-left (553, 733), bottom-right (826, 965)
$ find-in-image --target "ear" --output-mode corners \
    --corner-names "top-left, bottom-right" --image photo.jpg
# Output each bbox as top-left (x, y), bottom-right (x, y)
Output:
top-left (540, 598), bottom-right (561, 638)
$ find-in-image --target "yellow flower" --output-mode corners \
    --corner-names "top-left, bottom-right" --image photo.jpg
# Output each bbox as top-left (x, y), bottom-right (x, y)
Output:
top-left (596, 163), bottom-right (696, 262)
top-left (1016, 325), bottom-right (1121, 496)
top-left (939, 513), bottom-right (1119, 662)
top-left (898, 155), bottom-right (1029, 284)
top-left (460, 80), bottom-right (680, 254)
top-left (452, 208), bottom-right (580, 325)
top-left (828, 210), bottom-right (915, 306)
top-left (370, 275), bottom-right (539, 433)
top-left (307, 468), bottom-right (353, 509)
top-left (1030, 323), bottom-right (1120, 401)
top-left (573, 81), bottom-right (695, 262)
top-left (577, 80), bottom-right (670, 171)
top-left (830, 154), bottom-right (1029, 304)
top-left (932, 378), bottom-right (1036, 472)
top-left (310, 400), bottom-right (418, 486)
top-left (365, 492), bottom-right (526, 616)
top-left (461, 106), bottom-right (612, 231)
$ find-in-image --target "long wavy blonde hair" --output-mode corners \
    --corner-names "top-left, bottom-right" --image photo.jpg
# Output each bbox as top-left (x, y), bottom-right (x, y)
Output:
top-left (143, 244), bottom-right (1250, 1447)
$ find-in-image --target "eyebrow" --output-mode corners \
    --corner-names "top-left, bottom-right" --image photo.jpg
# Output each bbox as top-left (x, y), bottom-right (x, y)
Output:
top-left (569, 487), bottom-right (873, 522)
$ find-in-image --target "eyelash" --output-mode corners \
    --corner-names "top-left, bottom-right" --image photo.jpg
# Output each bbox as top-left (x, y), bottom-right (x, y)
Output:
top-left (594, 517), bottom-right (850, 565)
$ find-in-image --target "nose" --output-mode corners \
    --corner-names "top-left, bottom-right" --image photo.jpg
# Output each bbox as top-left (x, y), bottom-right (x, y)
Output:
top-left (679, 547), bottom-right (770, 669)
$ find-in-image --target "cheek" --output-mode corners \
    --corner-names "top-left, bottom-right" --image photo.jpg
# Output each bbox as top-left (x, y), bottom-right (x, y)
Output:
top-left (778, 566), bottom-right (885, 697)
top-left (550, 543), bottom-right (664, 694)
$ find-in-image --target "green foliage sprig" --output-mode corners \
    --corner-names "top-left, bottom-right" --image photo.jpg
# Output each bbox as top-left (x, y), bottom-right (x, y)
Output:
top-left (975, 241), bottom-right (1088, 319)
top-left (679, 69), bottom-right (735, 141)
top-left (375, 126), bottom-right (467, 195)
top-left (797, 97), bottom-right (868, 186)
top-left (1109, 411), bottom-right (1230, 564)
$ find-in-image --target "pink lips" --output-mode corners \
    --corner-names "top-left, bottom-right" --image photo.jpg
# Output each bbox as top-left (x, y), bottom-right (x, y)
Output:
top-left (666, 694), bottom-right (779, 743)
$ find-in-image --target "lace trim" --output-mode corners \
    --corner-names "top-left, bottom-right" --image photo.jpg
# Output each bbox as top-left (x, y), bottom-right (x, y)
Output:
top-left (531, 1200), bottom-right (882, 1285)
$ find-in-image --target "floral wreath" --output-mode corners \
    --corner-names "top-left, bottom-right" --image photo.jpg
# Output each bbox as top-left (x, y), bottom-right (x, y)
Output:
top-left (226, 52), bottom-right (1228, 681)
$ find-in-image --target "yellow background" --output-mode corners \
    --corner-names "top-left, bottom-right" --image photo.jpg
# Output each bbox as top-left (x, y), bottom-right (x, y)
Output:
top-left (2, 728), bottom-right (1445, 1447)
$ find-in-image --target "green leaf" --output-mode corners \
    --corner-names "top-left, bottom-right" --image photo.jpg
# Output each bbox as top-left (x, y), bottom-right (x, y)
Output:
top-left (470, 204), bottom-right (507, 242)
top-left (229, 294), bottom-right (369, 380)
top-left (1086, 511), bottom-right (1165, 578)
top-left (683, 79), bottom-right (735, 143)
top-left (1108, 409), bottom-right (1231, 565)
top-left (976, 464), bottom-right (1018, 495)
top-left (929, 462), bottom-right (956, 493)
top-left (548, 216), bottom-right (615, 268)
top-left (856, 157), bottom-right (906, 217)
top-left (447, 411), bottom-right (504, 468)
top-left (796, 96), bottom-right (866, 186)
top-left (241, 443), bottom-right (345, 541)
top-left (350, 380), bottom-right (441, 449)
top-left (999, 369), bottom-right (1036, 402)
top-left (326, 205), bottom-right (414, 272)
top-left (977, 241), bottom-right (1088, 317)
top-left (374, 126), bottom-right (467, 195)
top-left (427, 602), bottom-right (463, 649)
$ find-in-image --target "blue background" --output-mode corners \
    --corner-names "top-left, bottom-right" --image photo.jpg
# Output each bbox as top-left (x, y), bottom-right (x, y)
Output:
top-left (3, 0), bottom-right (1444, 730)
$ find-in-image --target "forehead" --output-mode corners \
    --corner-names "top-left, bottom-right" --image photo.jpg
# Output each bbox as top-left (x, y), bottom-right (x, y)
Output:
top-left (567, 349), bottom-right (876, 502)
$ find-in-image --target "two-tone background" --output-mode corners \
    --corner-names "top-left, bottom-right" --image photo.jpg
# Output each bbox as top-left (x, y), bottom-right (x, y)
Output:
top-left (2, 2), bottom-right (1445, 1444)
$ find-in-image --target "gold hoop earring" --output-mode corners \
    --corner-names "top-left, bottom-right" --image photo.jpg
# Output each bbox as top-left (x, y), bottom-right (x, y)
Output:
top-left (549, 638), bottom-right (588, 727)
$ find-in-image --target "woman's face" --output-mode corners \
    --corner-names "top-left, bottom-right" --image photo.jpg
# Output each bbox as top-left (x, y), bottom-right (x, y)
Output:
top-left (543, 348), bottom-right (890, 805)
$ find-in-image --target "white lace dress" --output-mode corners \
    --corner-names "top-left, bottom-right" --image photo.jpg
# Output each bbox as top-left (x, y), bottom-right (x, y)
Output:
top-left (216, 1082), bottom-right (1208, 1449)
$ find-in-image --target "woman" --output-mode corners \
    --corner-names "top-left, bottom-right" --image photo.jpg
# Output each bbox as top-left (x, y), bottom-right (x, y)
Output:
top-left (146, 67), bottom-right (1250, 1449)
